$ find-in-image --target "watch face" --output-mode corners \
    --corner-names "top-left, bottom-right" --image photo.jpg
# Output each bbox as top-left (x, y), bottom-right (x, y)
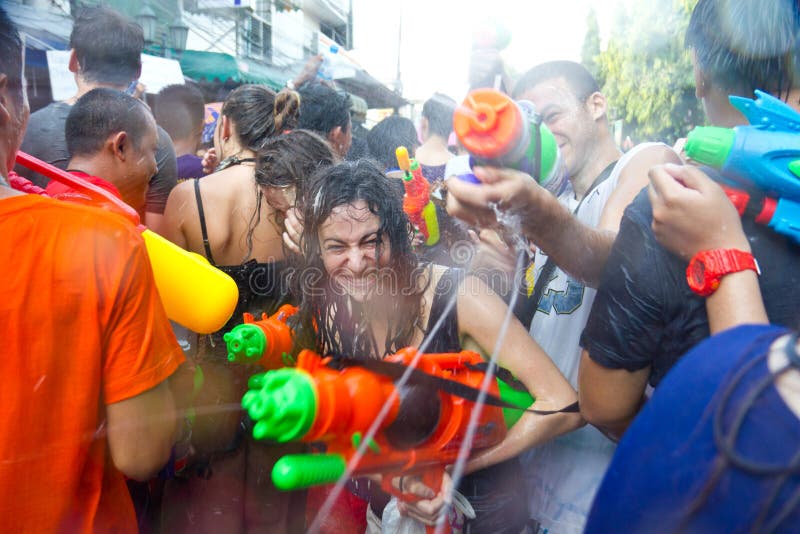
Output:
top-left (691, 259), bottom-right (706, 285)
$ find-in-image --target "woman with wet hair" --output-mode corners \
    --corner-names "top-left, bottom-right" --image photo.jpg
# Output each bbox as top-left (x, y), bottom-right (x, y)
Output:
top-left (293, 159), bottom-right (582, 532)
top-left (161, 102), bottom-right (336, 531)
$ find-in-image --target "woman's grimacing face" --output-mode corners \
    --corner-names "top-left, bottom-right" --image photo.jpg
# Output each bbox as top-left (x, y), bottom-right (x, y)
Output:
top-left (318, 199), bottom-right (391, 303)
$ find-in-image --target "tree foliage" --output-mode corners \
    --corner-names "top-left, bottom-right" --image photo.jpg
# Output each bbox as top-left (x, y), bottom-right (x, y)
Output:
top-left (596, 0), bottom-right (703, 144)
top-left (581, 9), bottom-right (602, 83)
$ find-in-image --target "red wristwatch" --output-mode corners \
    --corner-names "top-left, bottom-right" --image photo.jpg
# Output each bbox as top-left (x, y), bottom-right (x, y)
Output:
top-left (686, 249), bottom-right (760, 297)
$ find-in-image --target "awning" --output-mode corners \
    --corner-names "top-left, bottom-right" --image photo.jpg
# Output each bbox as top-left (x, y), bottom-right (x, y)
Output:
top-left (179, 50), bottom-right (284, 89)
top-left (336, 70), bottom-right (407, 109)
top-left (6, 3), bottom-right (71, 51)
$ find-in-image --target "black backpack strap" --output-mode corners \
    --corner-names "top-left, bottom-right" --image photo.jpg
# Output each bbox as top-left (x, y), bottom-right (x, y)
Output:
top-left (328, 356), bottom-right (579, 415)
top-left (194, 178), bottom-right (216, 265)
top-left (516, 159), bottom-right (619, 330)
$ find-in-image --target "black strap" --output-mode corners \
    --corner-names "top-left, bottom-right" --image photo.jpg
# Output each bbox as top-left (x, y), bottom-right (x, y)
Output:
top-left (517, 160), bottom-right (619, 330)
top-left (193, 178), bottom-right (216, 265)
top-left (216, 155), bottom-right (257, 172)
top-left (327, 356), bottom-right (579, 415)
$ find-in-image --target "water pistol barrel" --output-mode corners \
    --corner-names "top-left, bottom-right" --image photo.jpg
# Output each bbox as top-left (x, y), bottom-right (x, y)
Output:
top-left (453, 88), bottom-right (561, 189)
top-left (683, 91), bottom-right (800, 245)
top-left (396, 146), bottom-right (440, 246)
top-left (224, 305), bottom-right (298, 368)
top-left (684, 89), bottom-right (800, 201)
top-left (14, 151), bottom-right (238, 334)
top-left (685, 125), bottom-right (800, 200)
top-left (241, 367), bottom-right (318, 442)
top-left (272, 453), bottom-right (347, 491)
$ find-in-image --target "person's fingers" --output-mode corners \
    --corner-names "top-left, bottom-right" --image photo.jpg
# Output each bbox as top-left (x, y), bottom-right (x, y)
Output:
top-left (672, 164), bottom-right (718, 195)
top-left (479, 228), bottom-right (508, 250)
top-left (282, 232), bottom-right (301, 254)
top-left (401, 477), bottom-right (436, 500)
top-left (647, 164), bottom-right (681, 200)
top-left (401, 495), bottom-right (445, 525)
top-left (445, 175), bottom-right (492, 205)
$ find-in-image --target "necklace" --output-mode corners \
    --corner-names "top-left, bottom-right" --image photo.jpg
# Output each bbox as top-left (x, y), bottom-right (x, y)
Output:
top-left (216, 155), bottom-right (256, 172)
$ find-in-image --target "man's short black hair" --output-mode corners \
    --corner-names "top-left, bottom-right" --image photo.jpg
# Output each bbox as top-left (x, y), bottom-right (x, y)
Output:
top-left (298, 81), bottom-right (351, 136)
top-left (513, 60), bottom-right (600, 102)
top-left (0, 7), bottom-right (24, 107)
top-left (367, 115), bottom-right (419, 170)
top-left (66, 88), bottom-right (153, 158)
top-left (686, 0), bottom-right (799, 98)
top-left (154, 84), bottom-right (205, 142)
top-left (70, 7), bottom-right (144, 87)
top-left (422, 93), bottom-right (457, 138)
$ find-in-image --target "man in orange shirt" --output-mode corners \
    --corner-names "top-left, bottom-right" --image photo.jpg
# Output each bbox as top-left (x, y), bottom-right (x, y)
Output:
top-left (0, 9), bottom-right (184, 532)
top-left (45, 87), bottom-right (159, 212)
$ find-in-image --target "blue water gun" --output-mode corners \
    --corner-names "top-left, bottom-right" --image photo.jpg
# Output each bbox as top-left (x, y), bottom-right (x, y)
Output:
top-left (684, 90), bottom-right (800, 244)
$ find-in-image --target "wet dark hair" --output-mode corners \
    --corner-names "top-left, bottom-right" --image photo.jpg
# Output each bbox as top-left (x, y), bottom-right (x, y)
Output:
top-left (243, 129), bottom-right (337, 258)
top-left (512, 60), bottom-right (600, 102)
top-left (422, 93), bottom-right (457, 138)
top-left (298, 81), bottom-right (351, 136)
top-left (155, 83), bottom-right (205, 142)
top-left (0, 7), bottom-right (24, 108)
top-left (222, 85), bottom-right (300, 152)
top-left (297, 160), bottom-right (426, 359)
top-left (65, 88), bottom-right (153, 157)
top-left (366, 115), bottom-right (419, 170)
top-left (685, 0), bottom-right (799, 100)
top-left (69, 7), bottom-right (144, 87)
top-left (255, 129), bottom-right (336, 202)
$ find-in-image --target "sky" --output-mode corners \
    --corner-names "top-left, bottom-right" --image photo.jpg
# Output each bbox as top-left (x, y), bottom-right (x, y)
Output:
top-left (350, 0), bottom-right (624, 106)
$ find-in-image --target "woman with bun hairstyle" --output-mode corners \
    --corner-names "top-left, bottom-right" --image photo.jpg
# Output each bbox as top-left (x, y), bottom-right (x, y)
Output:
top-left (161, 85), bottom-right (336, 532)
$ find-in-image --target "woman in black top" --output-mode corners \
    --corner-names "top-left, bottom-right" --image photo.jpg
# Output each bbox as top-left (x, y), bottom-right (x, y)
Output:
top-left (294, 160), bottom-right (582, 532)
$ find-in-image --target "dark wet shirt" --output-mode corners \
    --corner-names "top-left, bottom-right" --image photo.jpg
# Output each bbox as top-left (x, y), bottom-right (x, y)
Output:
top-left (581, 184), bottom-right (800, 387)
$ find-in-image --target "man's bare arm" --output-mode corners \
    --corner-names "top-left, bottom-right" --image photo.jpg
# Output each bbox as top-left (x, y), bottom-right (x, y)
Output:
top-left (577, 350), bottom-right (650, 440)
top-left (106, 381), bottom-right (177, 481)
top-left (446, 145), bottom-right (680, 287)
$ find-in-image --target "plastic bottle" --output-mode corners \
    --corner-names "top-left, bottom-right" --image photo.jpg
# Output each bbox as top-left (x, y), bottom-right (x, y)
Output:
top-left (453, 88), bottom-right (567, 194)
top-left (318, 44), bottom-right (355, 81)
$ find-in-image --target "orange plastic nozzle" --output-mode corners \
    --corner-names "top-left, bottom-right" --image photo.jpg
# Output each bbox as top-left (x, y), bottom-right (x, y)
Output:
top-left (453, 89), bottom-right (524, 161)
top-left (396, 146), bottom-right (411, 172)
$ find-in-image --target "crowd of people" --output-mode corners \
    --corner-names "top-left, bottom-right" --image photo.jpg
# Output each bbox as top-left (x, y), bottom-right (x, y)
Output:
top-left (1, 0), bottom-right (799, 532)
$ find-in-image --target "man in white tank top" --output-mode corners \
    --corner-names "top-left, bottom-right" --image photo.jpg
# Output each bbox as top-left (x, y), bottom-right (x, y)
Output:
top-left (446, 61), bottom-right (679, 533)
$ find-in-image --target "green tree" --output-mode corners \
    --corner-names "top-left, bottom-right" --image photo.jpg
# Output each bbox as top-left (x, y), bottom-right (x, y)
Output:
top-left (597, 0), bottom-right (702, 145)
top-left (581, 9), bottom-right (602, 83)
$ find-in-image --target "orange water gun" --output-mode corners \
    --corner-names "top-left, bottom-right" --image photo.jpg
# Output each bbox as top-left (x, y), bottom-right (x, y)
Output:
top-left (14, 151), bottom-right (239, 334)
top-left (223, 304), bottom-right (298, 369)
top-left (241, 349), bottom-right (533, 510)
top-left (396, 146), bottom-right (440, 246)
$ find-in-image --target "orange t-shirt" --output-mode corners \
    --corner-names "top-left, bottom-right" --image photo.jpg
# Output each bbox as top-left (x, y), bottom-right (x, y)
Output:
top-left (0, 194), bottom-right (184, 532)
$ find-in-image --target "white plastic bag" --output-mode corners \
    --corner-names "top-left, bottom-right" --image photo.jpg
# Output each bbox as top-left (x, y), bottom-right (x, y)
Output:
top-left (380, 493), bottom-right (474, 534)
top-left (381, 498), bottom-right (426, 534)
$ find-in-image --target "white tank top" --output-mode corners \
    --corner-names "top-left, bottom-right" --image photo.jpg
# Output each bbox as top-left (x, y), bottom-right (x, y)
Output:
top-left (523, 143), bottom-right (667, 533)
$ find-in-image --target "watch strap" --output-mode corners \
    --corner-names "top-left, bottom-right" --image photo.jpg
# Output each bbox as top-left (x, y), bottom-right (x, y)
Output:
top-left (687, 248), bottom-right (760, 297)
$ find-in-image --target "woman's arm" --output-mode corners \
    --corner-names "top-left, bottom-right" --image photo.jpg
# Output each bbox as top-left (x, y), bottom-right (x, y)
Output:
top-left (457, 274), bottom-right (583, 473)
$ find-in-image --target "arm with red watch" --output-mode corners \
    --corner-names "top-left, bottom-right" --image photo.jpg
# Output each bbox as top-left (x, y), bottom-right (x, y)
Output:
top-left (648, 164), bottom-right (768, 333)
